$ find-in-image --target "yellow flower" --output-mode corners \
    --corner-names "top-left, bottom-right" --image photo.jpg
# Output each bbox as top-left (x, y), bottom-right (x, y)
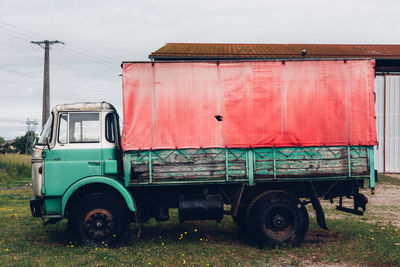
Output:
top-left (183, 259), bottom-right (186, 264)
top-left (371, 237), bottom-right (374, 240)
top-left (184, 232), bottom-right (187, 235)
top-left (194, 229), bottom-right (198, 232)
top-left (5, 249), bottom-right (9, 251)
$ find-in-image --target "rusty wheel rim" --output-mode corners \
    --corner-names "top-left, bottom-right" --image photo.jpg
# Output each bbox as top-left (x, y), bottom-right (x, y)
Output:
top-left (83, 209), bottom-right (115, 241)
top-left (265, 207), bottom-right (295, 240)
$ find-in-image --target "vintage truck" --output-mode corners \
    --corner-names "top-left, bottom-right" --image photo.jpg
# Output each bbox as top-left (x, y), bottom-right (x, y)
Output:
top-left (30, 59), bottom-right (377, 247)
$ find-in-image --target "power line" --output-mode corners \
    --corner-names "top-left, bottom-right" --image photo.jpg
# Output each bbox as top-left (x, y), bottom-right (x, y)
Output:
top-left (0, 64), bottom-right (114, 98)
top-left (63, 46), bottom-right (116, 65)
top-left (0, 20), bottom-right (118, 65)
top-left (0, 20), bottom-right (46, 40)
top-left (0, 65), bottom-right (40, 77)
top-left (0, 65), bottom-right (112, 92)
top-left (0, 42), bottom-right (117, 81)
top-left (0, 26), bottom-right (118, 68)
top-left (57, 49), bottom-right (116, 67)
top-left (67, 44), bottom-right (116, 63)
top-left (0, 28), bottom-right (31, 42)
top-left (0, 42), bottom-right (42, 59)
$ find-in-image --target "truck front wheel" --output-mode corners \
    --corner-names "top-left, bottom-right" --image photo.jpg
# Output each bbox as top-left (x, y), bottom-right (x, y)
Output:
top-left (246, 191), bottom-right (309, 247)
top-left (68, 193), bottom-right (130, 246)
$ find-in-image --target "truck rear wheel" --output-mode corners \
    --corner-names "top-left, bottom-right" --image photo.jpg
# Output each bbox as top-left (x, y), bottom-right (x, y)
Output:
top-left (246, 191), bottom-right (309, 247)
top-left (68, 193), bottom-right (130, 246)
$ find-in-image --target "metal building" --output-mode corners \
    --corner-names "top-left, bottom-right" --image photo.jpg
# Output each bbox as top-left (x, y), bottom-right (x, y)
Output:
top-left (149, 43), bottom-right (400, 173)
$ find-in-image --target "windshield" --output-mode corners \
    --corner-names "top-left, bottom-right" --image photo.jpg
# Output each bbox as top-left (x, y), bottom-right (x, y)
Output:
top-left (36, 113), bottom-right (54, 145)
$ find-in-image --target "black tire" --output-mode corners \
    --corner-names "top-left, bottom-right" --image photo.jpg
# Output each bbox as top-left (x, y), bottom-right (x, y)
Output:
top-left (246, 191), bottom-right (309, 247)
top-left (68, 193), bottom-right (130, 246)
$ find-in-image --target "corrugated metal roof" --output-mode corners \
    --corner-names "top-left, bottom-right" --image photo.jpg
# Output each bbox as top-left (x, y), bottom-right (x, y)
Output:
top-left (149, 43), bottom-right (400, 60)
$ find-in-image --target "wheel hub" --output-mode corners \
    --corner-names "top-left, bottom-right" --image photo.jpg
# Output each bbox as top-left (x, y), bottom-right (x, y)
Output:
top-left (83, 209), bottom-right (114, 241)
top-left (265, 207), bottom-right (295, 239)
top-left (272, 214), bottom-right (287, 228)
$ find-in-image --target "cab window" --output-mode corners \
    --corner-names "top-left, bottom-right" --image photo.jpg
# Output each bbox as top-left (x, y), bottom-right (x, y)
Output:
top-left (105, 113), bottom-right (115, 143)
top-left (58, 113), bottom-right (100, 144)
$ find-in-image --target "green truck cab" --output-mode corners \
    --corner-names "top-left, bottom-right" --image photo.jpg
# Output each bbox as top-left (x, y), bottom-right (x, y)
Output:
top-left (30, 60), bottom-right (376, 247)
top-left (31, 102), bottom-right (135, 243)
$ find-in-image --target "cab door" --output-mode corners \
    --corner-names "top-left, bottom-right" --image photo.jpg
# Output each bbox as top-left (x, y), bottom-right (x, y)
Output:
top-left (44, 112), bottom-right (102, 197)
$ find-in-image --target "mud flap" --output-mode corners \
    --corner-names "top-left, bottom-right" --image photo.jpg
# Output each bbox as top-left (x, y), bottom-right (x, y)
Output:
top-left (308, 182), bottom-right (328, 230)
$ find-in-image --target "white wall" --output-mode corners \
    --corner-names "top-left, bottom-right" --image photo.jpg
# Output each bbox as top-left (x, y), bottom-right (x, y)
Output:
top-left (374, 75), bottom-right (400, 173)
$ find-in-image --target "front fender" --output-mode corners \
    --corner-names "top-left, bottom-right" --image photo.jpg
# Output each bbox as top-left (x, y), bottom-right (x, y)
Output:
top-left (61, 177), bottom-right (135, 215)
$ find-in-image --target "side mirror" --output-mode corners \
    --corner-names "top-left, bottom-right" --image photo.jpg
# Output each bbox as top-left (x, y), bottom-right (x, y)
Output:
top-left (45, 137), bottom-right (51, 151)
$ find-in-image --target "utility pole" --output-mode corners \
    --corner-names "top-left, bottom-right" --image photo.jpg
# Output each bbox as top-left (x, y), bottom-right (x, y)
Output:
top-left (31, 40), bottom-right (64, 127)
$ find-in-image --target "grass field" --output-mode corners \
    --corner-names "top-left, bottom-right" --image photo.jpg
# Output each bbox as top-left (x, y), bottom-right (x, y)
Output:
top-left (0, 189), bottom-right (399, 266)
top-left (378, 174), bottom-right (400, 187)
top-left (0, 154), bottom-right (31, 188)
top-left (0, 155), bottom-right (399, 266)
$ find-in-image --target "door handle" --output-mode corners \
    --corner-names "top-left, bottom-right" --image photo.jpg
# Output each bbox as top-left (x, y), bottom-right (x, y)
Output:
top-left (88, 161), bottom-right (100, 165)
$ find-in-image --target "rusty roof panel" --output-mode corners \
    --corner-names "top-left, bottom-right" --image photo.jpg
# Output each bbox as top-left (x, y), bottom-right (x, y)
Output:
top-left (149, 43), bottom-right (400, 60)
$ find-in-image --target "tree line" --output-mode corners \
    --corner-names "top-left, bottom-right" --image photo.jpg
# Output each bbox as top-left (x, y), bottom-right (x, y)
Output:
top-left (0, 131), bottom-right (35, 154)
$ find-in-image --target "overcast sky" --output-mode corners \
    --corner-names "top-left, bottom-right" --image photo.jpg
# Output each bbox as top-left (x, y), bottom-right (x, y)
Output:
top-left (0, 0), bottom-right (399, 139)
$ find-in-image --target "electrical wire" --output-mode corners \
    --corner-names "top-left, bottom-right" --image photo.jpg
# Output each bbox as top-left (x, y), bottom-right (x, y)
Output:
top-left (0, 20), bottom-right (119, 67)
top-left (0, 41), bottom-right (118, 82)
top-left (0, 63), bottom-right (112, 93)
top-left (0, 32), bottom-right (119, 80)
top-left (0, 20), bottom-right (117, 63)
top-left (0, 42), bottom-right (43, 59)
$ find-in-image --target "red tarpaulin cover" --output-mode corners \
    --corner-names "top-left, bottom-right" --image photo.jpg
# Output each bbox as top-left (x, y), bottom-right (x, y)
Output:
top-left (122, 60), bottom-right (376, 151)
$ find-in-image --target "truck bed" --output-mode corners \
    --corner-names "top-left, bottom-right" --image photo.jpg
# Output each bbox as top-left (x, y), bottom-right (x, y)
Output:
top-left (124, 146), bottom-right (374, 187)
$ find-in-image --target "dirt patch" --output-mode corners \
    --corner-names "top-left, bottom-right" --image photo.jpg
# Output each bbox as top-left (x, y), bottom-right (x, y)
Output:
top-left (306, 262), bottom-right (361, 267)
top-left (320, 181), bottom-right (400, 228)
top-left (386, 174), bottom-right (400, 180)
top-left (305, 230), bottom-right (344, 244)
top-left (365, 182), bottom-right (400, 227)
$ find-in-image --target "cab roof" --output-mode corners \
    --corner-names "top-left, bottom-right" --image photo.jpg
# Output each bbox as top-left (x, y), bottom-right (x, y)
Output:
top-left (53, 101), bottom-right (116, 112)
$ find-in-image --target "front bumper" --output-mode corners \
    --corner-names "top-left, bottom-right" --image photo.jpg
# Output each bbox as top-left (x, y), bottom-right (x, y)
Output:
top-left (30, 197), bottom-right (44, 217)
